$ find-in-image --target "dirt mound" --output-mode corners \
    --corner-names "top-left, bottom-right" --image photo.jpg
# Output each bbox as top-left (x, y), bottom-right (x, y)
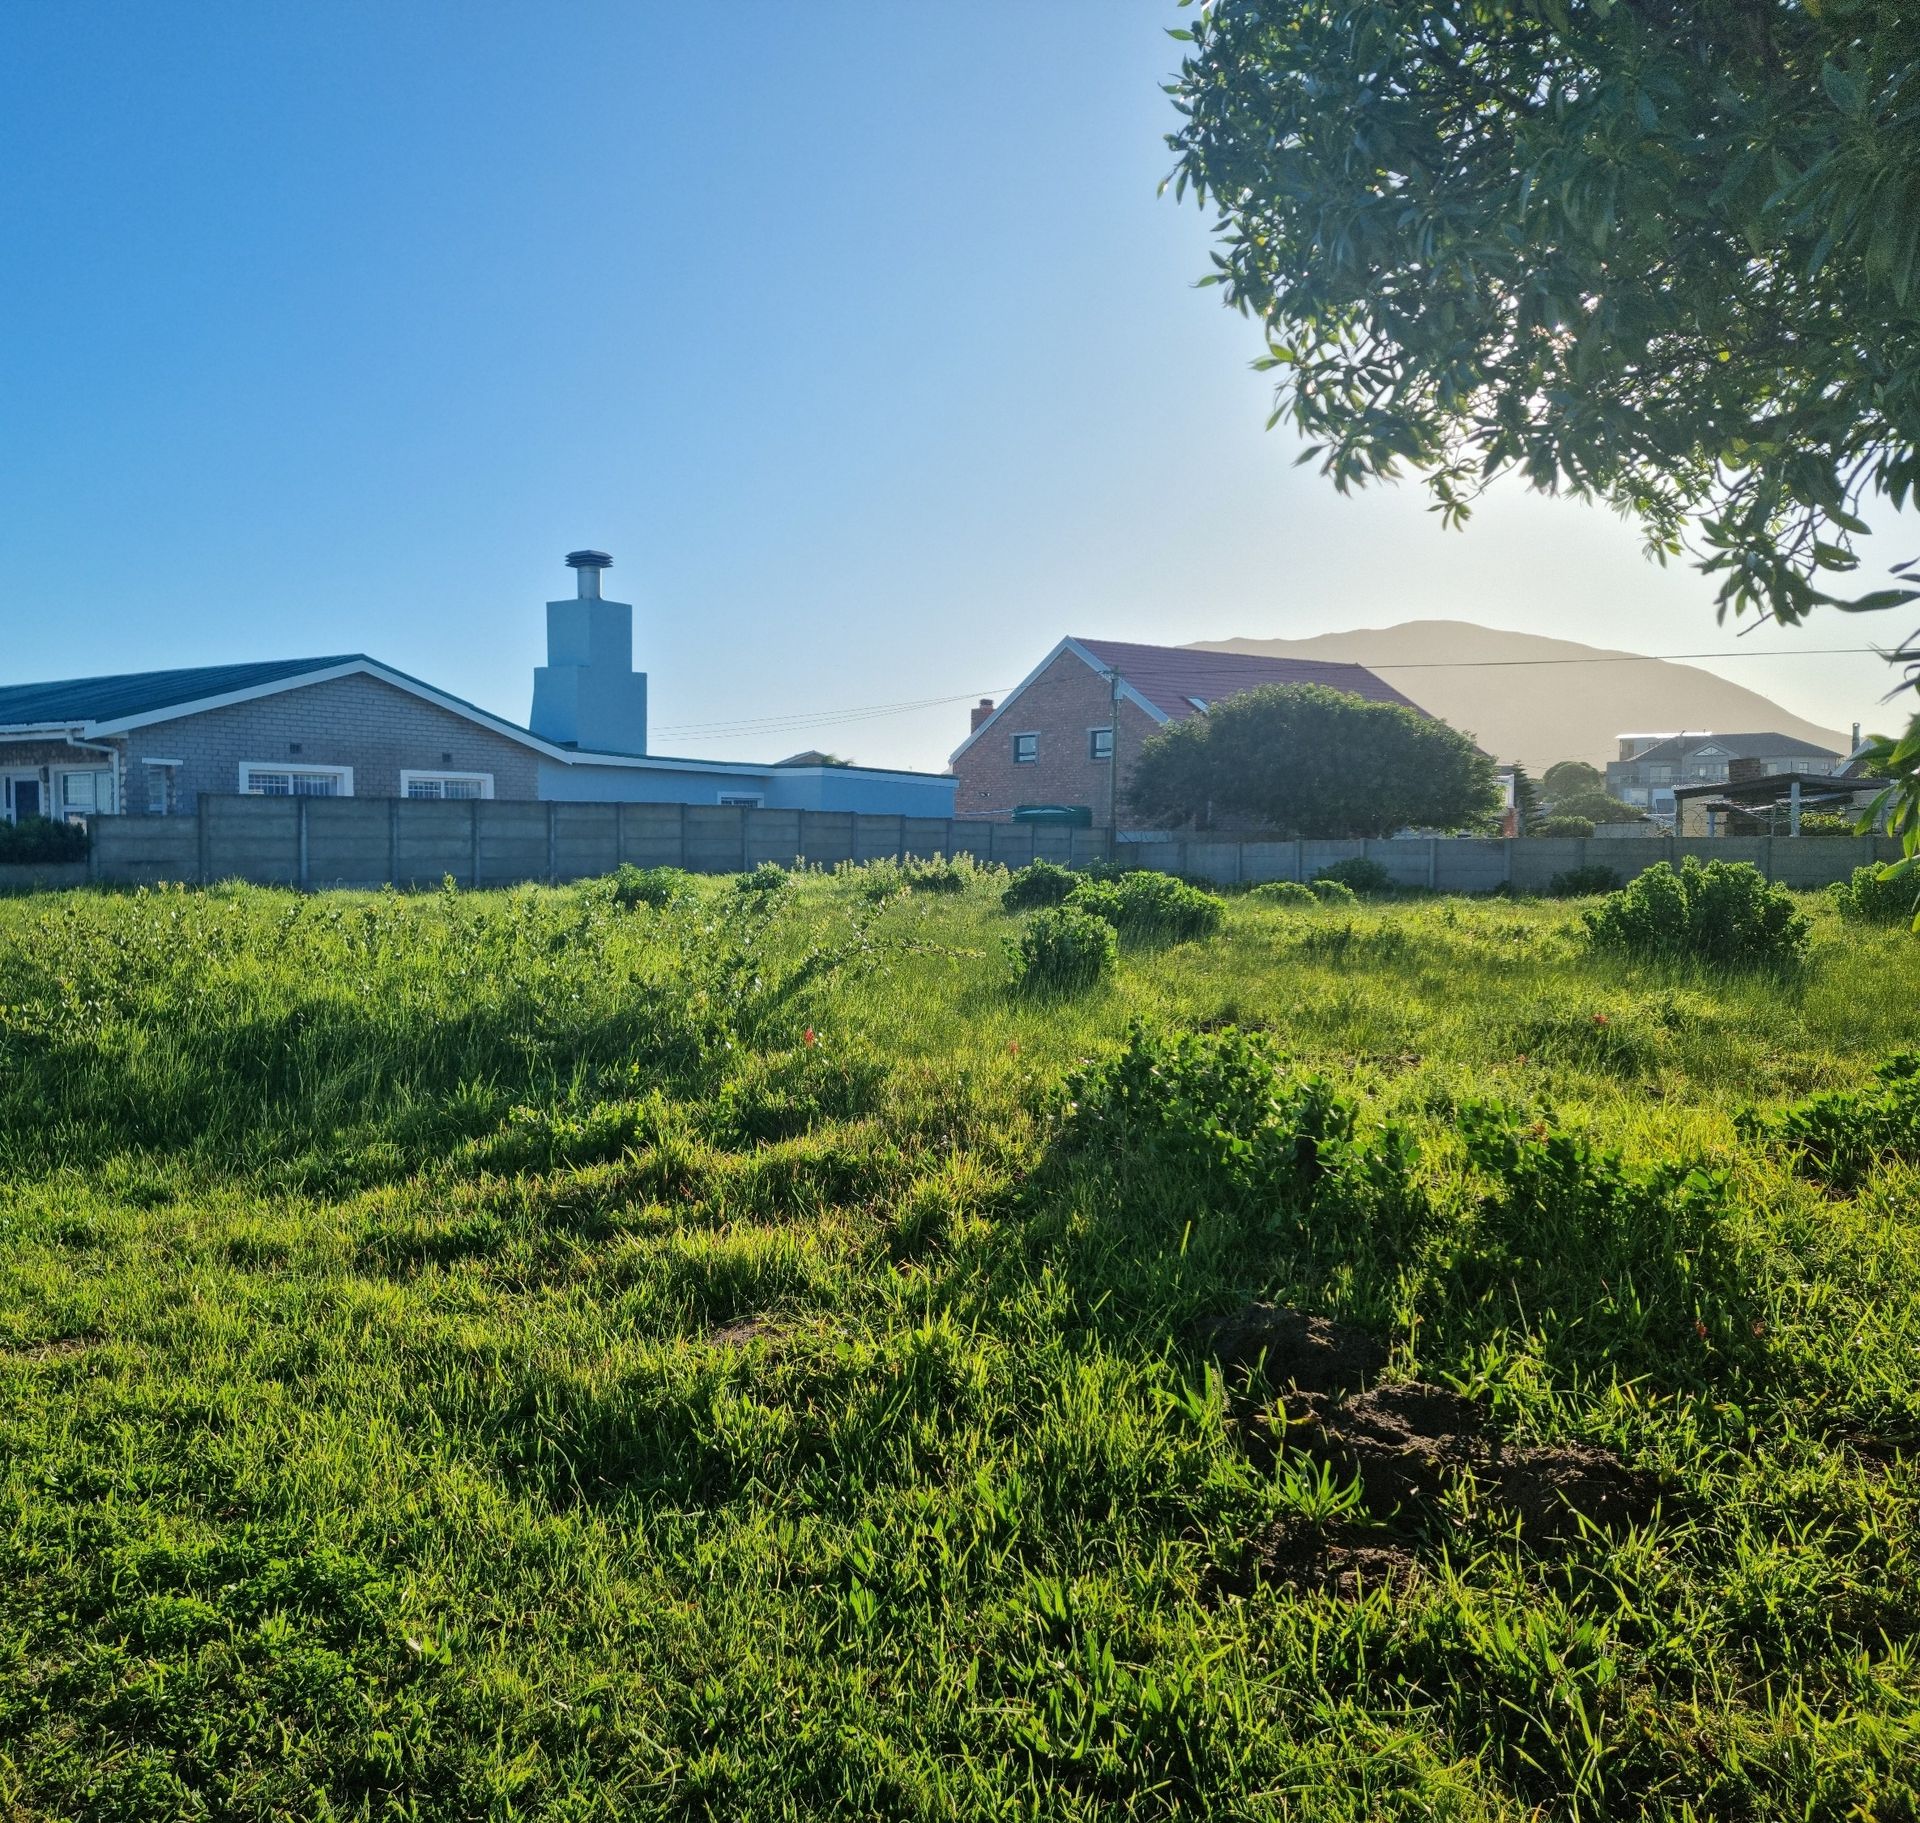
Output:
top-left (1291, 1379), bottom-right (1661, 1542)
top-left (1249, 1524), bottom-right (1422, 1600)
top-left (1198, 1303), bottom-right (1387, 1396)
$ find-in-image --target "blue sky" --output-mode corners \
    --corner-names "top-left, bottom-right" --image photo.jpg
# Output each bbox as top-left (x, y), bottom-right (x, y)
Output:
top-left (3, 1), bottom-right (1911, 771)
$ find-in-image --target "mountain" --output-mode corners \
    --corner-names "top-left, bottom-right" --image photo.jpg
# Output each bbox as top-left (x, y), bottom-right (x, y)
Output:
top-left (1188, 621), bottom-right (1851, 771)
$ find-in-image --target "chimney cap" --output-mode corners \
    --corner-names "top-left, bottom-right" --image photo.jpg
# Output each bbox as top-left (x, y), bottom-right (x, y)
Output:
top-left (565, 549), bottom-right (613, 570)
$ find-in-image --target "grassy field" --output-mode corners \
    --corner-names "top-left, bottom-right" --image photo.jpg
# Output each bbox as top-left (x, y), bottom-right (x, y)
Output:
top-left (0, 866), bottom-right (1916, 1820)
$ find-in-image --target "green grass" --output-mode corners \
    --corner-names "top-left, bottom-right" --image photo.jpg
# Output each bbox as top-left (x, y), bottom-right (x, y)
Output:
top-left (1, 871), bottom-right (1916, 1819)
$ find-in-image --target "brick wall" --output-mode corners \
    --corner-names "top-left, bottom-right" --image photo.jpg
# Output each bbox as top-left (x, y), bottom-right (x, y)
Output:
top-left (122, 673), bottom-right (543, 811)
top-left (952, 650), bottom-right (1162, 822)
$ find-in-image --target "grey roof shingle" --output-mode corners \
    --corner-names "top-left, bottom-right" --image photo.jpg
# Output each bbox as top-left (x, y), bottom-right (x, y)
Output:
top-left (0, 657), bottom-right (367, 729)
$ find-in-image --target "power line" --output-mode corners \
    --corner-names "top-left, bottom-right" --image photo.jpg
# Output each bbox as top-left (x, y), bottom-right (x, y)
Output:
top-left (1354, 646), bottom-right (1889, 670)
top-left (651, 645), bottom-right (1895, 741)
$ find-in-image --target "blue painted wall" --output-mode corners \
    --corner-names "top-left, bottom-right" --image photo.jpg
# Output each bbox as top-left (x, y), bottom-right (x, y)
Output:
top-left (538, 756), bottom-right (956, 814)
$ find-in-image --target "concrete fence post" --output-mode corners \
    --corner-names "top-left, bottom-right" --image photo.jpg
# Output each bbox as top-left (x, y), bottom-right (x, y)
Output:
top-left (1428, 837), bottom-right (1439, 890)
top-left (547, 801), bottom-right (558, 886)
top-left (388, 799), bottom-right (400, 885)
top-left (469, 799), bottom-right (480, 888)
top-left (678, 802), bottom-right (689, 871)
top-left (196, 795), bottom-right (211, 886)
top-left (297, 797), bottom-right (310, 891)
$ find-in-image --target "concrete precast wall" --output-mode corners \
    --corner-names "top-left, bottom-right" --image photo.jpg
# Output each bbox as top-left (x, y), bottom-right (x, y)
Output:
top-left (78, 799), bottom-right (1904, 894)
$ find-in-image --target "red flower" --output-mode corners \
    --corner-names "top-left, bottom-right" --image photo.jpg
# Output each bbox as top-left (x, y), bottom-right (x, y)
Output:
top-left (802, 1027), bottom-right (816, 1047)
top-left (1592, 1013), bottom-right (1610, 1026)
top-left (1008, 1040), bottom-right (1021, 1056)
top-left (1694, 1319), bottom-right (1709, 1341)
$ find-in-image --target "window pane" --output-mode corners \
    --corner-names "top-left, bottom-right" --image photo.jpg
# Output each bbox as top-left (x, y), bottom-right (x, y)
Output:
top-left (406, 779), bottom-right (443, 799)
top-left (291, 774), bottom-right (340, 796)
top-left (442, 779), bottom-right (482, 799)
top-left (250, 773), bottom-right (292, 796)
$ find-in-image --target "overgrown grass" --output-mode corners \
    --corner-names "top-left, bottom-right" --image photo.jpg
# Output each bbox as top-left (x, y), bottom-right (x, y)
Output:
top-left (0, 871), bottom-right (1916, 1819)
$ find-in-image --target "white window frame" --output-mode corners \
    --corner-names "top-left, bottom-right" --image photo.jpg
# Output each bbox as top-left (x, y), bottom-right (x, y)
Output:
top-left (716, 791), bottom-right (764, 808)
top-left (1011, 732), bottom-right (1039, 765)
top-left (56, 767), bottom-right (117, 818)
top-left (238, 762), bottom-right (354, 798)
top-left (1088, 726), bottom-right (1114, 763)
top-left (399, 769), bottom-right (494, 801)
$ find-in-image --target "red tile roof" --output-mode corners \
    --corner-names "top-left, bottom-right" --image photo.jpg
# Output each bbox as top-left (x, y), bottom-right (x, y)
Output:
top-left (1074, 638), bottom-right (1426, 722)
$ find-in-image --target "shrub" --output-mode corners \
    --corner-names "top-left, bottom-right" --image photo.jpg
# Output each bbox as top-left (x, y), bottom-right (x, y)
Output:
top-left (1546, 863), bottom-right (1621, 898)
top-left (1582, 858), bottom-right (1810, 967)
top-left (900, 854), bottom-right (984, 894)
top-left (1313, 856), bottom-right (1393, 895)
top-left (0, 817), bottom-right (87, 865)
top-left (1797, 809), bottom-right (1863, 837)
top-left (1309, 878), bottom-right (1358, 905)
top-left (608, 864), bottom-right (696, 911)
top-left (1533, 815), bottom-right (1597, 839)
top-left (1738, 1053), bottom-right (1920, 1195)
top-left (1247, 880), bottom-right (1317, 906)
top-left (1001, 859), bottom-right (1079, 913)
top-left (1061, 1021), bottom-right (1428, 1248)
top-left (736, 861), bottom-right (796, 897)
top-left (1009, 905), bottom-right (1116, 995)
top-left (1828, 862), bottom-right (1919, 928)
top-left (1066, 871), bottom-right (1225, 944)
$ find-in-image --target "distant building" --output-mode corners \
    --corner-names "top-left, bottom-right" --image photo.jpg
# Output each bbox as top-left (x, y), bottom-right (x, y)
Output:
top-left (1673, 750), bottom-right (1884, 836)
top-left (1607, 732), bottom-right (1844, 827)
top-left (0, 552), bottom-right (955, 824)
top-left (948, 636), bottom-right (1426, 825)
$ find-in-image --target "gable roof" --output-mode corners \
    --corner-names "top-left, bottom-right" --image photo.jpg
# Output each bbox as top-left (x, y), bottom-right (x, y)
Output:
top-left (0, 657), bottom-right (365, 730)
top-left (0, 656), bottom-right (955, 784)
top-left (1624, 731), bottom-right (1842, 766)
top-left (1075, 638), bottom-right (1425, 722)
top-left (949, 635), bottom-right (1427, 765)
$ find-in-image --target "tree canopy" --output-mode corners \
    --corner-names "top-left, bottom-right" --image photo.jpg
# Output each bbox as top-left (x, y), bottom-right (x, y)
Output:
top-left (1165, 0), bottom-right (1920, 854)
top-left (1542, 760), bottom-right (1605, 803)
top-left (1127, 684), bottom-right (1499, 836)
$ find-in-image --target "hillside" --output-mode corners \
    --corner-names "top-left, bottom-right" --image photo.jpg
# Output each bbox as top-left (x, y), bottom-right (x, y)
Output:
top-left (1190, 621), bottom-right (1849, 770)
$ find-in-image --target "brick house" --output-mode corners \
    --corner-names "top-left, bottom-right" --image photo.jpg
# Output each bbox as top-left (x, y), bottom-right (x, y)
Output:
top-left (948, 636), bottom-right (1424, 825)
top-left (1, 553), bottom-right (955, 824)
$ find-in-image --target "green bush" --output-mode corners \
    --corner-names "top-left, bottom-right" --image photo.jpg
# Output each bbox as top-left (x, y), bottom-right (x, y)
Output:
top-left (1001, 859), bottom-right (1079, 912)
top-left (1247, 880), bottom-right (1317, 906)
top-left (1533, 815), bottom-right (1597, 839)
top-left (900, 854), bottom-right (984, 894)
top-left (1309, 878), bottom-right (1358, 905)
top-left (1066, 871), bottom-right (1225, 943)
top-left (1061, 1022), bottom-right (1428, 1252)
top-left (1313, 856), bottom-right (1394, 895)
top-left (0, 817), bottom-right (87, 865)
top-left (1583, 858), bottom-right (1810, 967)
top-left (1008, 905), bottom-right (1116, 995)
top-left (1828, 862), bottom-right (1919, 927)
top-left (1547, 863), bottom-right (1622, 898)
top-left (735, 861), bottom-right (796, 897)
top-left (1738, 1053), bottom-right (1920, 1195)
top-left (607, 864), bottom-right (696, 911)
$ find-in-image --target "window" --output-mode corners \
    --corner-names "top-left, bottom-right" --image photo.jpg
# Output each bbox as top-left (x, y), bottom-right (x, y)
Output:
top-left (717, 792), bottom-right (763, 808)
top-left (239, 763), bottom-right (352, 797)
top-left (1647, 763), bottom-right (1675, 784)
top-left (58, 769), bottom-right (116, 816)
top-left (1089, 727), bottom-right (1114, 762)
top-left (1012, 733), bottom-right (1038, 765)
top-left (400, 769), bottom-right (493, 801)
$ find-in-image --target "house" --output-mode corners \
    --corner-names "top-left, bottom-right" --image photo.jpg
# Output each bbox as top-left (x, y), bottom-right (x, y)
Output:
top-left (1673, 752), bottom-right (1885, 836)
top-left (948, 635), bottom-right (1428, 825)
top-left (0, 552), bottom-right (955, 825)
top-left (1606, 731), bottom-right (1844, 826)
